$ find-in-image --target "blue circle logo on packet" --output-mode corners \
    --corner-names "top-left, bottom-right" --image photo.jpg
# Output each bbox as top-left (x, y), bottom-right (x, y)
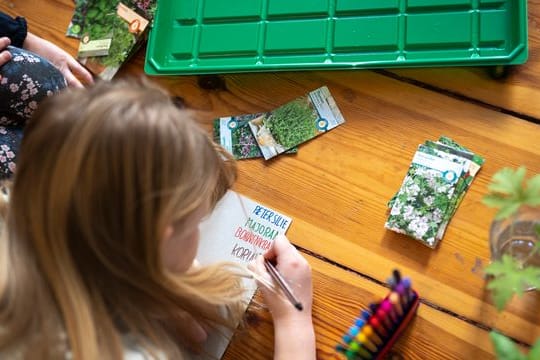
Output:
top-left (316, 118), bottom-right (329, 131)
top-left (442, 170), bottom-right (458, 183)
top-left (227, 119), bottom-right (238, 130)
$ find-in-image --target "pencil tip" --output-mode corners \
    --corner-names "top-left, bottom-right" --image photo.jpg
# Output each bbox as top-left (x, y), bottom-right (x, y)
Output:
top-left (295, 303), bottom-right (303, 311)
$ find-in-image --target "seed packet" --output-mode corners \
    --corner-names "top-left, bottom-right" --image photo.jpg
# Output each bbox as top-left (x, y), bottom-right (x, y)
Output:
top-left (387, 137), bottom-right (484, 209)
top-left (66, 0), bottom-right (89, 38)
top-left (247, 86), bottom-right (345, 160)
top-left (386, 136), bottom-right (485, 248)
top-left (385, 148), bottom-right (465, 248)
top-left (78, 0), bottom-right (156, 80)
top-left (213, 113), bottom-right (266, 159)
top-left (387, 142), bottom-right (469, 209)
top-left (213, 114), bottom-right (297, 159)
top-left (436, 136), bottom-right (485, 176)
top-left (431, 138), bottom-right (485, 239)
top-left (422, 142), bottom-right (473, 239)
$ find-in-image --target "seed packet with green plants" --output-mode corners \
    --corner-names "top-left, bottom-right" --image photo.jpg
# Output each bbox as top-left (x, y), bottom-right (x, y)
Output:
top-left (247, 86), bottom-right (345, 160)
top-left (78, 0), bottom-right (155, 80)
top-left (385, 147), bottom-right (465, 248)
top-left (213, 114), bottom-right (297, 159)
top-left (66, 0), bottom-right (89, 39)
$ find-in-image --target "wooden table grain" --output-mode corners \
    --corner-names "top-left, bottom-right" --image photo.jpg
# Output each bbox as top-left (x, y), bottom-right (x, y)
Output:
top-left (2, 1), bottom-right (539, 359)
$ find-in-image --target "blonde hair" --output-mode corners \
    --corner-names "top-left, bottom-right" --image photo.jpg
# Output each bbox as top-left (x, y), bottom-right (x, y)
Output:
top-left (0, 79), bottom-right (246, 359)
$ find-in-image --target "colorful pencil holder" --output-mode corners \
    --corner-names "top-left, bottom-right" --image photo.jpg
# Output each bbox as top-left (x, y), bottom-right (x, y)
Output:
top-left (336, 270), bottom-right (419, 360)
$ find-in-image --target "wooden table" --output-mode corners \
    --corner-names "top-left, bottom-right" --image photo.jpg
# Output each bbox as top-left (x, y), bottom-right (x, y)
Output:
top-left (3, 1), bottom-right (539, 359)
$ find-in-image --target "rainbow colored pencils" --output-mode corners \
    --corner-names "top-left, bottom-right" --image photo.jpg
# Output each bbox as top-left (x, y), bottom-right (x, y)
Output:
top-left (335, 270), bottom-right (419, 360)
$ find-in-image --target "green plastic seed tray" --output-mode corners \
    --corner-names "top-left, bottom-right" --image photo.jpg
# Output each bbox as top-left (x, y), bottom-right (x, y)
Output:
top-left (144, 0), bottom-right (528, 76)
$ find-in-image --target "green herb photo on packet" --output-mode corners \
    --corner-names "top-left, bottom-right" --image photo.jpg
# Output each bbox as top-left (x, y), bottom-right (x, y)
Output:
top-left (247, 86), bottom-right (345, 160)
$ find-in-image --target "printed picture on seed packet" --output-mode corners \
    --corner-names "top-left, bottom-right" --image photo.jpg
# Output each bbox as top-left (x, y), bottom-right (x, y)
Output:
top-left (247, 86), bottom-right (345, 160)
top-left (213, 113), bottom-right (298, 160)
top-left (77, 0), bottom-right (156, 80)
top-left (213, 113), bottom-right (266, 159)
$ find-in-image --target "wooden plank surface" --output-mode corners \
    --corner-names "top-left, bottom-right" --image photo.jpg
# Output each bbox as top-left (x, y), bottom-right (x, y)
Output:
top-left (2, 0), bottom-right (540, 357)
top-left (200, 70), bottom-right (540, 345)
top-left (386, 0), bottom-right (540, 120)
top-left (224, 253), bottom-right (501, 360)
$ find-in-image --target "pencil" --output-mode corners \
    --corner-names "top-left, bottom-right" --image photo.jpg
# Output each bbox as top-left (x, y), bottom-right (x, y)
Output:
top-left (263, 258), bottom-right (303, 311)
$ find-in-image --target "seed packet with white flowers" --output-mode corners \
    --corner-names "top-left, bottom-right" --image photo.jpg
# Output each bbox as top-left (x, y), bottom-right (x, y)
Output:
top-left (247, 86), bottom-right (345, 160)
top-left (387, 143), bottom-right (469, 209)
top-left (213, 114), bottom-right (297, 159)
top-left (430, 139), bottom-right (485, 238)
top-left (436, 136), bottom-right (485, 178)
top-left (421, 142), bottom-right (473, 239)
top-left (385, 148), bottom-right (465, 248)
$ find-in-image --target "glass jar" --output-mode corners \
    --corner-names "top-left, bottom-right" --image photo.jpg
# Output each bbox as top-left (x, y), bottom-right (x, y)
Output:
top-left (489, 206), bottom-right (540, 290)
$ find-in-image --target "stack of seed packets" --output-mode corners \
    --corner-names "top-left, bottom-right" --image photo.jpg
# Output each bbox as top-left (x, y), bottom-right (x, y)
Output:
top-left (385, 136), bottom-right (485, 248)
top-left (213, 86), bottom-right (345, 160)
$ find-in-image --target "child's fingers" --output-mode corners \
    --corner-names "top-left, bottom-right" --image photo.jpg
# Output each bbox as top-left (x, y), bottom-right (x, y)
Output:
top-left (250, 255), bottom-right (271, 282)
top-left (264, 234), bottom-right (297, 260)
top-left (248, 255), bottom-right (275, 291)
top-left (67, 56), bottom-right (94, 85)
top-left (0, 50), bottom-right (12, 67)
top-left (0, 37), bottom-right (11, 49)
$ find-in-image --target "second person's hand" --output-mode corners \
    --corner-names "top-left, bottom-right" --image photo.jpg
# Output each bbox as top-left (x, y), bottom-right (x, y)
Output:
top-left (23, 32), bottom-right (94, 88)
top-left (0, 37), bottom-right (12, 67)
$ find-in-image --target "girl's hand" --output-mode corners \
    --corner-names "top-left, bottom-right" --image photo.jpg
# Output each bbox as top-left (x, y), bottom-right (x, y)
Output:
top-left (0, 37), bottom-right (12, 67)
top-left (251, 234), bottom-right (316, 360)
top-left (254, 234), bottom-right (313, 323)
top-left (23, 32), bottom-right (93, 88)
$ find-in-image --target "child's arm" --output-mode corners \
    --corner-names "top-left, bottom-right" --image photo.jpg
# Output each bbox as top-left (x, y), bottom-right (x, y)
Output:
top-left (253, 235), bottom-right (316, 360)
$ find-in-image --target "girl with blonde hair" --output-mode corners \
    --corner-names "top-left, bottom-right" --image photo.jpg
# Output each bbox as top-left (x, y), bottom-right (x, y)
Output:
top-left (0, 79), bottom-right (315, 359)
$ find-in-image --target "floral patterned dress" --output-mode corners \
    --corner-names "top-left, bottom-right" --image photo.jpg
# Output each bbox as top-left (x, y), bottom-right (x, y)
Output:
top-left (0, 46), bottom-right (66, 178)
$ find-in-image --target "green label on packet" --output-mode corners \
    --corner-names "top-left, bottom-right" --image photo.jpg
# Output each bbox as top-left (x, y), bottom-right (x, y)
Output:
top-left (77, 35), bottom-right (112, 57)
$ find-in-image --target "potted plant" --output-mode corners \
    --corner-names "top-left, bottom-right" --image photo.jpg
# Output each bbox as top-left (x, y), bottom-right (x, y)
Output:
top-left (482, 167), bottom-right (540, 359)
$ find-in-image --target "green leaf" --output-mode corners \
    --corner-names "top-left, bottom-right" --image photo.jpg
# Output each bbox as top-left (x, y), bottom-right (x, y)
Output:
top-left (485, 255), bottom-right (540, 310)
top-left (488, 167), bottom-right (526, 195)
top-left (490, 332), bottom-right (527, 360)
top-left (487, 278), bottom-right (516, 311)
top-left (523, 173), bottom-right (540, 207)
top-left (483, 194), bottom-right (513, 208)
top-left (512, 167), bottom-right (527, 193)
top-left (524, 197), bottom-right (540, 207)
top-left (495, 202), bottom-right (522, 220)
top-left (482, 167), bottom-right (540, 219)
top-left (528, 338), bottom-right (540, 360)
top-left (525, 174), bottom-right (540, 197)
top-left (86, 8), bottom-right (98, 19)
top-left (520, 266), bottom-right (540, 289)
